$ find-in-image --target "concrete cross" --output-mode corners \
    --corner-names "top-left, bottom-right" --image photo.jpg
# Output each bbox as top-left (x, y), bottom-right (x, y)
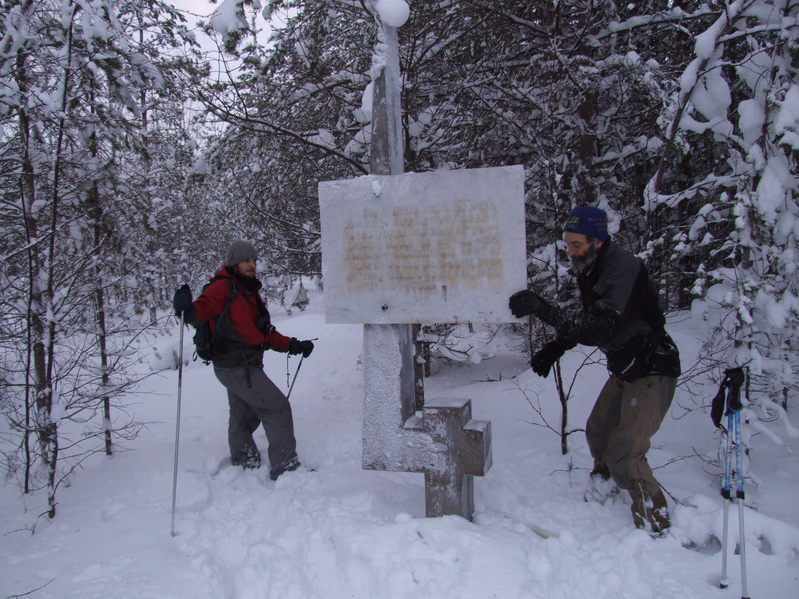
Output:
top-left (360, 324), bottom-right (493, 521)
top-left (405, 398), bottom-right (492, 519)
top-left (318, 4), bottom-right (520, 522)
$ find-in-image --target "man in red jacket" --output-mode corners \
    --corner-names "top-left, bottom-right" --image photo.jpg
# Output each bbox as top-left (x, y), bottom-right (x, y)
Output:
top-left (173, 240), bottom-right (315, 481)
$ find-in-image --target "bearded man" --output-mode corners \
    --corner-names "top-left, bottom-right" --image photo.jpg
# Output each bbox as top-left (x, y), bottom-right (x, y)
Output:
top-left (509, 206), bottom-right (680, 534)
top-left (173, 240), bottom-right (315, 481)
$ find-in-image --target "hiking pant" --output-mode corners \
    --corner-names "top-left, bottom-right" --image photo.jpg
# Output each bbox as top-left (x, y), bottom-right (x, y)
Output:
top-left (586, 373), bottom-right (676, 530)
top-left (213, 364), bottom-right (297, 469)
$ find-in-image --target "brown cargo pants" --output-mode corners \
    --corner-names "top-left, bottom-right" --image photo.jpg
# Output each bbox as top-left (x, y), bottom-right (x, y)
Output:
top-left (585, 373), bottom-right (676, 532)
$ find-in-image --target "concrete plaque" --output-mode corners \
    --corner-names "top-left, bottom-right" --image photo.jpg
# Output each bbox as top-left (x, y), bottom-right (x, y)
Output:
top-left (318, 165), bottom-right (526, 324)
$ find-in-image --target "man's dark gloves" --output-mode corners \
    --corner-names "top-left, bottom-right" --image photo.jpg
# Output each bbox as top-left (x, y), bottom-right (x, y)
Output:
top-left (173, 285), bottom-right (196, 321)
top-left (288, 338), bottom-right (314, 358)
top-left (531, 341), bottom-right (568, 377)
top-left (509, 290), bottom-right (558, 325)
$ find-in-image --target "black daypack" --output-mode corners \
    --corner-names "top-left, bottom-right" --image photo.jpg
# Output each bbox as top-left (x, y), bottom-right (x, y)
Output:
top-left (193, 277), bottom-right (237, 363)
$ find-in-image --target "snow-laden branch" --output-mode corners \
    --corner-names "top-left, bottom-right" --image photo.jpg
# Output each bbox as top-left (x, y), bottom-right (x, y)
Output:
top-left (598, 5), bottom-right (717, 39)
top-left (647, 0), bottom-right (758, 206)
top-left (289, 70), bottom-right (369, 102)
top-left (644, 173), bottom-right (743, 210)
top-left (192, 73), bottom-right (369, 174)
top-left (463, 0), bottom-right (548, 37)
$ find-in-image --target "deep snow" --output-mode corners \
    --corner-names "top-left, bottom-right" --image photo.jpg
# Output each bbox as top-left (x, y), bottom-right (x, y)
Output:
top-left (2, 290), bottom-right (798, 598)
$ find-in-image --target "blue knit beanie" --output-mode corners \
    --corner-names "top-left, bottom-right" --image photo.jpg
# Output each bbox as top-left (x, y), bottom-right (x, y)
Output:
top-left (563, 206), bottom-right (608, 241)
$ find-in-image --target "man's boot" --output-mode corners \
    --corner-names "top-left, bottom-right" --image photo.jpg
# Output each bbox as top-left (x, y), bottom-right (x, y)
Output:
top-left (231, 444), bottom-right (262, 470)
top-left (630, 483), bottom-right (670, 536)
top-left (269, 455), bottom-right (301, 481)
top-left (584, 465), bottom-right (621, 504)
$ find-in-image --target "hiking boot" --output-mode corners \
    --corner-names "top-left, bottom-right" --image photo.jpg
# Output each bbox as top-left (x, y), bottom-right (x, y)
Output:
top-left (269, 456), bottom-right (301, 481)
top-left (630, 486), bottom-right (670, 534)
top-left (231, 446), bottom-right (262, 470)
top-left (584, 467), bottom-right (621, 504)
top-left (648, 506), bottom-right (671, 536)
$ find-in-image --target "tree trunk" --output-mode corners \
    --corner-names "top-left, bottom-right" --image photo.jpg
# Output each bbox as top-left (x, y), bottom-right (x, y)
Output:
top-left (89, 83), bottom-right (114, 456)
top-left (92, 185), bottom-right (113, 456)
top-left (17, 32), bottom-right (38, 495)
top-left (554, 362), bottom-right (569, 455)
top-left (37, 2), bottom-right (79, 518)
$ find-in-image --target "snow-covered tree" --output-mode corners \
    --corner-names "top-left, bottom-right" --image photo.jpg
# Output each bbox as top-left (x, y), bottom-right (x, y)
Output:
top-left (644, 1), bottom-right (798, 434)
top-left (0, 0), bottom-right (201, 516)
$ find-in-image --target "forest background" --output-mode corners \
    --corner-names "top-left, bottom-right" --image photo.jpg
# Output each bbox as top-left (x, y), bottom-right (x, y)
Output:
top-left (1, 0), bottom-right (798, 518)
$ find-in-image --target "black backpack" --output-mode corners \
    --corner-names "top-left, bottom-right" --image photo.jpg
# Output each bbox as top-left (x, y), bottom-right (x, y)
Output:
top-left (193, 277), bottom-right (237, 363)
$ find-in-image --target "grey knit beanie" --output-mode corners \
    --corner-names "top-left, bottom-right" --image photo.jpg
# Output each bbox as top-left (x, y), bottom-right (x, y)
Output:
top-left (225, 240), bottom-right (258, 267)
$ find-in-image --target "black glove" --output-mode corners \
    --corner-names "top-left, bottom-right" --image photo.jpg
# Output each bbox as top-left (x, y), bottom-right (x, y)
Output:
top-left (288, 338), bottom-right (314, 358)
top-left (173, 285), bottom-right (195, 321)
top-left (509, 290), bottom-right (557, 324)
top-left (531, 340), bottom-right (568, 377)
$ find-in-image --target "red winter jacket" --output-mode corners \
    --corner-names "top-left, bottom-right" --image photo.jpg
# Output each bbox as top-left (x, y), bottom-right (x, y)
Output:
top-left (193, 267), bottom-right (291, 361)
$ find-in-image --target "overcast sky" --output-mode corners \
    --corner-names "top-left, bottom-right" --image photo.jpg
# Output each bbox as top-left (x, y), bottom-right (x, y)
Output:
top-left (169, 0), bottom-right (214, 18)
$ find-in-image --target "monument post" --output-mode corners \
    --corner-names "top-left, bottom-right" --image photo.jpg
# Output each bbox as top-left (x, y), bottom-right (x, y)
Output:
top-left (359, 5), bottom-right (490, 520)
top-left (318, 4), bottom-right (527, 521)
top-left (369, 18), bottom-right (404, 177)
top-left (364, 4), bottom-right (417, 445)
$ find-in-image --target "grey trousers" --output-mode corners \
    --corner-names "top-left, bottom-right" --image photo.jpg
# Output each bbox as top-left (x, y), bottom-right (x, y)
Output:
top-left (586, 373), bottom-right (676, 529)
top-left (213, 364), bottom-right (297, 469)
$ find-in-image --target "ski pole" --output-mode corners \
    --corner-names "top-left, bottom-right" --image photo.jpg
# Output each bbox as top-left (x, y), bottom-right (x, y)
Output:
top-left (286, 338), bottom-right (317, 401)
top-left (286, 355), bottom-right (304, 401)
top-left (170, 312), bottom-right (185, 537)
top-left (720, 420), bottom-right (732, 589)
top-left (734, 408), bottom-right (749, 599)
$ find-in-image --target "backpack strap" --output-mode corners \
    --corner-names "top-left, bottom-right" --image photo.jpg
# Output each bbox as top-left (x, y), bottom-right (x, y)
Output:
top-left (215, 276), bottom-right (237, 312)
top-left (194, 276), bottom-right (238, 364)
top-left (212, 277), bottom-right (256, 385)
top-left (209, 276), bottom-right (238, 340)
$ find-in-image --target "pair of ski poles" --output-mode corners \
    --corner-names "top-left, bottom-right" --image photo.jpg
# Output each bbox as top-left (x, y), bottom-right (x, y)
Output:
top-left (169, 317), bottom-right (309, 536)
top-left (715, 367), bottom-right (749, 599)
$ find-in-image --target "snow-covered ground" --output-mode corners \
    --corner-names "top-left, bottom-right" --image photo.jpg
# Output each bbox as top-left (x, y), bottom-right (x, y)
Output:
top-left (2, 291), bottom-right (798, 598)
